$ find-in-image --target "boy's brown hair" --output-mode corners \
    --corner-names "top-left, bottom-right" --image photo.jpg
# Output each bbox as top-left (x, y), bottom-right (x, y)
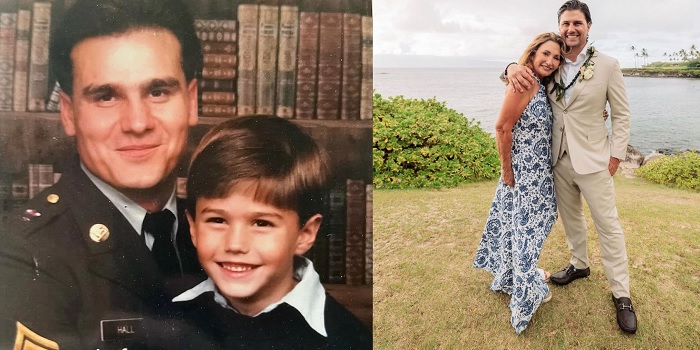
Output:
top-left (186, 115), bottom-right (330, 225)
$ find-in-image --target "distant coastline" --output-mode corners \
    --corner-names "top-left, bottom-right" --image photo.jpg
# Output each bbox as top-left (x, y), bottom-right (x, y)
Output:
top-left (621, 68), bottom-right (700, 78)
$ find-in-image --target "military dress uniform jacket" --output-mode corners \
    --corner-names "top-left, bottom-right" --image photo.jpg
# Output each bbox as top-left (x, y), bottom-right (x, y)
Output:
top-left (0, 157), bottom-right (204, 349)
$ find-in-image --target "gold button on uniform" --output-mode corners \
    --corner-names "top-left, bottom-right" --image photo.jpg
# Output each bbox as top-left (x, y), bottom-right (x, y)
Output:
top-left (47, 194), bottom-right (59, 203)
top-left (89, 224), bottom-right (110, 242)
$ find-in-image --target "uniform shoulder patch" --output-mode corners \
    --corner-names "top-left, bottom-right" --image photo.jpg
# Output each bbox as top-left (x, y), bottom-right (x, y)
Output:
top-left (13, 321), bottom-right (59, 350)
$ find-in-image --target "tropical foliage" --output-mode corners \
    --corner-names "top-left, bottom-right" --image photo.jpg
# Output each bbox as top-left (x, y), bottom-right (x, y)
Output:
top-left (373, 93), bottom-right (500, 189)
top-left (636, 151), bottom-right (700, 191)
top-left (632, 44), bottom-right (700, 68)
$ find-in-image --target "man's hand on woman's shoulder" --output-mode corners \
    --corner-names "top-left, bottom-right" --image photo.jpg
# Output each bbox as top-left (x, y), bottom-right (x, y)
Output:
top-left (506, 64), bottom-right (536, 93)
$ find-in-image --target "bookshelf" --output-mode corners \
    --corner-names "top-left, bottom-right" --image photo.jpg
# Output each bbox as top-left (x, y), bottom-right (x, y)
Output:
top-left (0, 0), bottom-right (373, 325)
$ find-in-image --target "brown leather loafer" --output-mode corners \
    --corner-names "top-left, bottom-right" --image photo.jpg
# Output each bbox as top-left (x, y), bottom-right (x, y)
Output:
top-left (613, 295), bottom-right (637, 334)
top-left (549, 264), bottom-right (590, 285)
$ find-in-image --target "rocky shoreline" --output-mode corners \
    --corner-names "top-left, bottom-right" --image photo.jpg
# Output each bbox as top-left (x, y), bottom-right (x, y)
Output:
top-left (621, 69), bottom-right (700, 78)
top-left (620, 146), bottom-right (698, 178)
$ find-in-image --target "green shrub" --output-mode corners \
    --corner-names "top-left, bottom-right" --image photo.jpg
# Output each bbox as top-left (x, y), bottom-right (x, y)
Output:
top-left (373, 93), bottom-right (500, 189)
top-left (635, 151), bottom-right (700, 191)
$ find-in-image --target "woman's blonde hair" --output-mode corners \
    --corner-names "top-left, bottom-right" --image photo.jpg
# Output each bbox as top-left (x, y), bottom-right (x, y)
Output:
top-left (517, 32), bottom-right (568, 85)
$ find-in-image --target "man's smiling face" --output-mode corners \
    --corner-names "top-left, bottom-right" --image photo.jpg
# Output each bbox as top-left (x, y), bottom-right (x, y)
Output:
top-left (558, 10), bottom-right (591, 52)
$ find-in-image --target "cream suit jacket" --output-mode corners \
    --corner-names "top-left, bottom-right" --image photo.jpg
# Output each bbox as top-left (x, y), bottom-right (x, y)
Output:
top-left (547, 51), bottom-right (631, 175)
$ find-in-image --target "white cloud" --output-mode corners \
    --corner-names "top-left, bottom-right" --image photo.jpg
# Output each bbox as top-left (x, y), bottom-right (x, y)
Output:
top-left (375, 0), bottom-right (700, 68)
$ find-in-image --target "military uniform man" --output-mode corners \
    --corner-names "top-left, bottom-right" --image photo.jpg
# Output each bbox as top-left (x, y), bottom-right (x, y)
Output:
top-left (0, 0), bottom-right (205, 348)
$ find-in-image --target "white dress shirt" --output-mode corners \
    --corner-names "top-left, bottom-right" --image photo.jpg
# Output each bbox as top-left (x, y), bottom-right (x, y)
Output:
top-left (561, 41), bottom-right (593, 102)
top-left (81, 162), bottom-right (178, 250)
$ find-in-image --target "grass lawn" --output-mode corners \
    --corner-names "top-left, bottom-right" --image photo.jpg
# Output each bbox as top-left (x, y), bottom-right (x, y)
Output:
top-left (373, 174), bottom-right (700, 349)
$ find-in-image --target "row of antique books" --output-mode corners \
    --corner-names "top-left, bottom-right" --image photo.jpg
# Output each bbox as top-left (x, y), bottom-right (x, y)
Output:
top-left (312, 179), bottom-right (373, 285)
top-left (1, 0), bottom-right (373, 122)
top-left (195, 0), bottom-right (373, 120)
top-left (0, 1), bottom-right (52, 112)
top-left (196, 19), bottom-right (239, 118)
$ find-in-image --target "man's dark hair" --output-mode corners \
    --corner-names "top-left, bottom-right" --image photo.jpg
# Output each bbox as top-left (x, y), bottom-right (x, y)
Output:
top-left (557, 0), bottom-right (592, 24)
top-left (186, 115), bottom-right (331, 226)
top-left (50, 0), bottom-right (202, 95)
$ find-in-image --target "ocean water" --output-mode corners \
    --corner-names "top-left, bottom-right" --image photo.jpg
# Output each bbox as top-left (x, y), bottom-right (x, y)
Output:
top-left (374, 67), bottom-right (700, 154)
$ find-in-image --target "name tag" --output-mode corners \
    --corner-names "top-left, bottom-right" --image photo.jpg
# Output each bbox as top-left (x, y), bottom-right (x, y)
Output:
top-left (100, 318), bottom-right (143, 341)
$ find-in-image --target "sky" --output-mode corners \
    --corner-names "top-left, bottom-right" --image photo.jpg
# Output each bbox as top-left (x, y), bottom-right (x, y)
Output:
top-left (374, 0), bottom-right (700, 68)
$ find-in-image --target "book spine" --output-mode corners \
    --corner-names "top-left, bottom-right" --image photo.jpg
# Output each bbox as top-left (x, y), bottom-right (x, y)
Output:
top-left (45, 81), bottom-right (61, 112)
top-left (344, 179), bottom-right (365, 285)
top-left (38, 163), bottom-right (53, 193)
top-left (0, 12), bottom-right (17, 111)
top-left (327, 186), bottom-right (346, 283)
top-left (195, 17), bottom-right (238, 119)
top-left (255, 4), bottom-right (278, 115)
top-left (340, 12), bottom-right (361, 120)
top-left (199, 78), bottom-right (235, 91)
top-left (201, 41), bottom-right (237, 54)
top-left (360, 14), bottom-right (372, 120)
top-left (364, 184), bottom-right (373, 285)
top-left (201, 104), bottom-right (236, 116)
top-left (236, 3), bottom-right (258, 116)
top-left (274, 4), bottom-right (298, 119)
top-left (294, 11), bottom-right (319, 120)
top-left (11, 180), bottom-right (28, 202)
top-left (315, 11), bottom-right (342, 120)
top-left (28, 163), bottom-right (39, 199)
top-left (203, 53), bottom-right (237, 68)
top-left (27, 2), bottom-right (51, 112)
top-left (195, 19), bottom-right (237, 42)
top-left (12, 9), bottom-right (30, 112)
top-left (201, 67), bottom-right (237, 79)
top-left (201, 91), bottom-right (236, 104)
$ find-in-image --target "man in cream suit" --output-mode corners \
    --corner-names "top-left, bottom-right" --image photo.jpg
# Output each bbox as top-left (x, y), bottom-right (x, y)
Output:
top-left (503, 0), bottom-right (637, 334)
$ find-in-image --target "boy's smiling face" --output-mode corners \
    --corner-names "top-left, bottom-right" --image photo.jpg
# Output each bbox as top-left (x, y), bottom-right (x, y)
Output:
top-left (187, 191), bottom-right (320, 316)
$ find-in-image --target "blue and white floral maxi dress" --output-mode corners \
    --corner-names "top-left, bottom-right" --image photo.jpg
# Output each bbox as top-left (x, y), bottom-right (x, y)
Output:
top-left (473, 78), bottom-right (558, 334)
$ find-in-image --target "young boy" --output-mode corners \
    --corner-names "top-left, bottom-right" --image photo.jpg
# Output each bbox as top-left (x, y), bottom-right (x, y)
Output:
top-left (173, 115), bottom-right (372, 349)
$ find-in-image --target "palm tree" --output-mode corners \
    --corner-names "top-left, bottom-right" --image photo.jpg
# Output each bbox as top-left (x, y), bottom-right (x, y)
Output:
top-left (691, 44), bottom-right (699, 60)
top-left (680, 49), bottom-right (688, 61)
top-left (663, 52), bottom-right (668, 62)
top-left (630, 45), bottom-right (638, 68)
top-left (641, 48), bottom-right (648, 66)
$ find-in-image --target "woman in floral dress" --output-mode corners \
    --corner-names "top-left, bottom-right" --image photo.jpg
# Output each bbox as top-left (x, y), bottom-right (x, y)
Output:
top-left (473, 32), bottom-right (566, 334)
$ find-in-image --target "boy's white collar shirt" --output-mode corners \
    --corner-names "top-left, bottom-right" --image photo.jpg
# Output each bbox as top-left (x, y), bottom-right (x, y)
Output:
top-left (562, 40), bottom-right (593, 102)
top-left (173, 257), bottom-right (328, 337)
top-left (81, 162), bottom-right (179, 250)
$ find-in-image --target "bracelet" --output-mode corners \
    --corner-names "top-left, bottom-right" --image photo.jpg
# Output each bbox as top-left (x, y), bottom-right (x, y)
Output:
top-left (504, 62), bottom-right (516, 78)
